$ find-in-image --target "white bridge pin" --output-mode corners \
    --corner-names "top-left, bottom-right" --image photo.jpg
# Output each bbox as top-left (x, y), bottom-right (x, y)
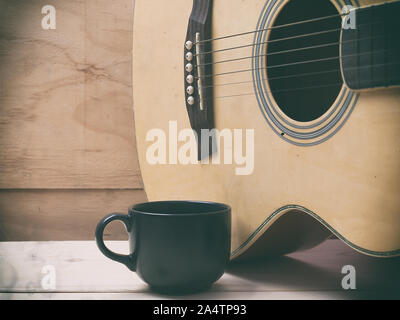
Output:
top-left (186, 75), bottom-right (194, 84)
top-left (187, 96), bottom-right (195, 105)
top-left (185, 41), bottom-right (193, 50)
top-left (185, 52), bottom-right (193, 61)
top-left (186, 86), bottom-right (194, 95)
top-left (185, 63), bottom-right (193, 73)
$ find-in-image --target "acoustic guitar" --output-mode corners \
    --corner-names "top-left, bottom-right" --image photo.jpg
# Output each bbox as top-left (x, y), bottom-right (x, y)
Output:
top-left (132, 0), bottom-right (400, 259)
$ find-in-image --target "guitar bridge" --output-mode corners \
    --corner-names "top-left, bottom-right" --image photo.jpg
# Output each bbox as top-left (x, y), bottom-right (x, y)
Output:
top-left (184, 0), bottom-right (215, 160)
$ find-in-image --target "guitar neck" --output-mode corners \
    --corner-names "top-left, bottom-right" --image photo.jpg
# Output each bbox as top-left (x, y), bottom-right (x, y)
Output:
top-left (341, 1), bottom-right (400, 91)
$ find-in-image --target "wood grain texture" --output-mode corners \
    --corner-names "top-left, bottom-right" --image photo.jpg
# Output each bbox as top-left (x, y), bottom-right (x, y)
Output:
top-left (0, 0), bottom-right (145, 240)
top-left (0, 240), bottom-right (398, 299)
top-left (0, 0), bottom-right (142, 189)
top-left (0, 189), bottom-right (146, 241)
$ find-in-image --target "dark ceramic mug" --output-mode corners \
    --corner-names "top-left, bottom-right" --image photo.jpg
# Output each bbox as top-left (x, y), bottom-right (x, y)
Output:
top-left (95, 201), bottom-right (231, 293)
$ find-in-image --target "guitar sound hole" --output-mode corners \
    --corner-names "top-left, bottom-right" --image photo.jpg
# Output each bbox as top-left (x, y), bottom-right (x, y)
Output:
top-left (267, 0), bottom-right (343, 123)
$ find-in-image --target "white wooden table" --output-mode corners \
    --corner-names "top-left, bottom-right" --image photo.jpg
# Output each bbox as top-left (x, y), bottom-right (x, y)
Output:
top-left (0, 240), bottom-right (399, 300)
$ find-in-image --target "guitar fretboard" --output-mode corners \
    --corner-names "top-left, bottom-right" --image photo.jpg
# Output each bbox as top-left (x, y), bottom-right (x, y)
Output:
top-left (341, 1), bottom-right (400, 90)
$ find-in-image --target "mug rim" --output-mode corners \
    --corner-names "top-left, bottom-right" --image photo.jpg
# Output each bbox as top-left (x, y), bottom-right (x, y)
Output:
top-left (129, 200), bottom-right (231, 217)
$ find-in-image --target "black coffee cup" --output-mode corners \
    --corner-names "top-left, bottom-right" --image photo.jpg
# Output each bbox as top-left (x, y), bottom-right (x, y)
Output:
top-left (95, 201), bottom-right (231, 293)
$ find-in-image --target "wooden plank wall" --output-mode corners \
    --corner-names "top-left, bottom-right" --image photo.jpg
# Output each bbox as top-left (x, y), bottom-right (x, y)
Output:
top-left (0, 0), bottom-right (147, 240)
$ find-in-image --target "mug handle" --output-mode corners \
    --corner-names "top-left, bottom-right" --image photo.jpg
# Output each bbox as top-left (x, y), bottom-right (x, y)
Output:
top-left (95, 213), bottom-right (137, 271)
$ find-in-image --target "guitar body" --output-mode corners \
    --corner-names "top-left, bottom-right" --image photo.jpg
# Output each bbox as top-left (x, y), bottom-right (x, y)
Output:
top-left (133, 0), bottom-right (400, 259)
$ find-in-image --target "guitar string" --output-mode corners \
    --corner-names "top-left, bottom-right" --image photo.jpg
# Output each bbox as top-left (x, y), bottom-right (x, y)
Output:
top-left (192, 20), bottom-right (385, 58)
top-left (193, 1), bottom-right (400, 45)
top-left (215, 83), bottom-right (343, 99)
top-left (187, 3), bottom-right (400, 102)
top-left (202, 69), bottom-right (341, 89)
top-left (197, 41), bottom-right (343, 67)
top-left (196, 61), bottom-right (400, 100)
top-left (194, 27), bottom-right (341, 57)
top-left (204, 61), bottom-right (400, 90)
top-left (212, 73), bottom-right (400, 100)
top-left (195, 33), bottom-right (387, 68)
top-left (197, 48), bottom-right (391, 79)
top-left (193, 10), bottom-right (349, 45)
